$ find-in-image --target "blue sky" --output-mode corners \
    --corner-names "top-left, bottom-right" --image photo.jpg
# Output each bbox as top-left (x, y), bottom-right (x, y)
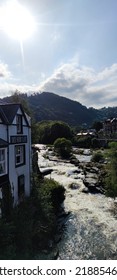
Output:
top-left (0, 0), bottom-right (117, 108)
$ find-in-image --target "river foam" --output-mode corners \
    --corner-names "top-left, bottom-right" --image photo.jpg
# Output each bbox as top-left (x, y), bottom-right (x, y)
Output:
top-left (36, 144), bottom-right (117, 259)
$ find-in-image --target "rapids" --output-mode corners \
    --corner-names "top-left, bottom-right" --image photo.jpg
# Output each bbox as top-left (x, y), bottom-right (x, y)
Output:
top-left (36, 144), bottom-right (117, 259)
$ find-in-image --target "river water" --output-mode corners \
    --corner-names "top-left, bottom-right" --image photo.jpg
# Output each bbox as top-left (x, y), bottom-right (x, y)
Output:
top-left (36, 145), bottom-right (117, 260)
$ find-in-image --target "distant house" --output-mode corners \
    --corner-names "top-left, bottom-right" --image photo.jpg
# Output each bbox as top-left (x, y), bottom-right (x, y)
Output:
top-left (0, 103), bottom-right (31, 214)
top-left (103, 118), bottom-right (117, 136)
top-left (77, 130), bottom-right (96, 138)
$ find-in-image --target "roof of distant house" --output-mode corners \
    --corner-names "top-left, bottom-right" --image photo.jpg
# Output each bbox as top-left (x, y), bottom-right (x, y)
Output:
top-left (111, 118), bottom-right (117, 123)
top-left (77, 132), bottom-right (95, 136)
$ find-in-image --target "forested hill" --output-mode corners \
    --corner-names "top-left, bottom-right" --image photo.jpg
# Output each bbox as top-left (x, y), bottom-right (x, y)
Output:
top-left (28, 92), bottom-right (99, 126)
top-left (2, 91), bottom-right (117, 127)
top-left (3, 92), bottom-right (97, 126)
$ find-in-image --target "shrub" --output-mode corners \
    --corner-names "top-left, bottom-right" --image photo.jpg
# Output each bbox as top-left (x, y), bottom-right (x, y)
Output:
top-left (54, 137), bottom-right (72, 158)
top-left (39, 178), bottom-right (65, 213)
top-left (92, 151), bottom-right (104, 163)
top-left (31, 178), bottom-right (65, 250)
top-left (76, 136), bottom-right (91, 148)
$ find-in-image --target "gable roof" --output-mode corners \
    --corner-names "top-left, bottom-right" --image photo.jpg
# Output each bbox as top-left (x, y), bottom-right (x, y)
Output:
top-left (0, 106), bottom-right (9, 124)
top-left (0, 104), bottom-right (30, 126)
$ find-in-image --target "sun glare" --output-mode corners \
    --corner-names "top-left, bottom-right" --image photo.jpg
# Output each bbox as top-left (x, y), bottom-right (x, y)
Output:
top-left (0, 0), bottom-right (36, 41)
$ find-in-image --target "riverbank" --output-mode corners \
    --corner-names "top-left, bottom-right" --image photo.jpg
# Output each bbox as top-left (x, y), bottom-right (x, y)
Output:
top-left (36, 144), bottom-right (117, 259)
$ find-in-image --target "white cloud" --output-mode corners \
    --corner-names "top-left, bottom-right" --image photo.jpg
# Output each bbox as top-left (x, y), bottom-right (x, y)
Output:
top-left (39, 63), bottom-right (93, 93)
top-left (0, 59), bottom-right (117, 109)
top-left (38, 62), bottom-right (117, 108)
top-left (96, 64), bottom-right (117, 81)
top-left (0, 82), bottom-right (38, 98)
top-left (0, 62), bottom-right (11, 78)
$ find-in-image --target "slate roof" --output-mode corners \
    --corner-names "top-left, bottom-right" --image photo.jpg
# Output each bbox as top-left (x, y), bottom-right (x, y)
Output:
top-left (0, 104), bottom-right (30, 126)
top-left (0, 106), bottom-right (9, 123)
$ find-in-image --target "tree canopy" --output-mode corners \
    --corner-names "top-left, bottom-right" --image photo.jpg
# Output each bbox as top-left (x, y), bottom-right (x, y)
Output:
top-left (92, 121), bottom-right (103, 132)
top-left (54, 137), bottom-right (72, 158)
top-left (36, 121), bottom-right (73, 144)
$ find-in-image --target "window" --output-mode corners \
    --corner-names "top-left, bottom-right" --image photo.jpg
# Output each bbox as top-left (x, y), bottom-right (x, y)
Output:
top-left (0, 148), bottom-right (7, 176)
top-left (15, 145), bottom-right (25, 167)
top-left (16, 114), bottom-right (23, 134)
top-left (18, 175), bottom-right (25, 200)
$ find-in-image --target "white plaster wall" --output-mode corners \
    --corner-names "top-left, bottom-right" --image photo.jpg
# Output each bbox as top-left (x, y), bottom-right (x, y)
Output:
top-left (0, 108), bottom-right (31, 205)
top-left (0, 124), bottom-right (7, 140)
top-left (8, 113), bottom-right (31, 204)
top-left (12, 108), bottom-right (27, 126)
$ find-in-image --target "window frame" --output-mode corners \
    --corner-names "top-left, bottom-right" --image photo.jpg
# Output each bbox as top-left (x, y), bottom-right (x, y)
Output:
top-left (16, 114), bottom-right (23, 134)
top-left (15, 145), bottom-right (25, 167)
top-left (0, 148), bottom-right (7, 176)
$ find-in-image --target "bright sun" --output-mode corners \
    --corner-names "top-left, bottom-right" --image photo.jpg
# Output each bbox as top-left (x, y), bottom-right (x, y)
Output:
top-left (0, 0), bottom-right (36, 41)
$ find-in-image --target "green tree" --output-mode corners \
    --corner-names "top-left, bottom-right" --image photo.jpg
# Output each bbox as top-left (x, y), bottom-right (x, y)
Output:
top-left (105, 142), bottom-right (117, 199)
top-left (37, 121), bottom-right (73, 144)
top-left (92, 121), bottom-right (103, 132)
top-left (11, 91), bottom-right (31, 116)
top-left (54, 137), bottom-right (72, 158)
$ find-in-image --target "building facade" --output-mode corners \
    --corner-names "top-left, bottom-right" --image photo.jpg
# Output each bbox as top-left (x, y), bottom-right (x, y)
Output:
top-left (0, 103), bottom-right (31, 212)
top-left (103, 118), bottom-right (117, 137)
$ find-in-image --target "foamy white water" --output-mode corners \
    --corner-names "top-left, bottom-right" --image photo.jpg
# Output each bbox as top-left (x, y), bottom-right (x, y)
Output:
top-left (36, 144), bottom-right (117, 259)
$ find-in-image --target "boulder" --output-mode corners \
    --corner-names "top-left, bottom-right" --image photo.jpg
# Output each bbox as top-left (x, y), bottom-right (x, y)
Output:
top-left (69, 183), bottom-right (80, 190)
top-left (81, 187), bottom-right (89, 193)
top-left (70, 156), bottom-right (79, 165)
top-left (41, 168), bottom-right (53, 176)
top-left (83, 170), bottom-right (104, 194)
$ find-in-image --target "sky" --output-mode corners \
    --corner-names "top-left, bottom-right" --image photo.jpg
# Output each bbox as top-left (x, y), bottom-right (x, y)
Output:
top-left (0, 0), bottom-right (117, 108)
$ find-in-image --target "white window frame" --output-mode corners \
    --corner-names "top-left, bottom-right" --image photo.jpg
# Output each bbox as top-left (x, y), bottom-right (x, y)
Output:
top-left (15, 145), bottom-right (25, 167)
top-left (0, 148), bottom-right (7, 176)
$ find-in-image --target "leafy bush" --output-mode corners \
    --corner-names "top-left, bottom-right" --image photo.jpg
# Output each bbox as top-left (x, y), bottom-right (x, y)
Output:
top-left (54, 137), bottom-right (72, 158)
top-left (76, 136), bottom-right (91, 148)
top-left (39, 178), bottom-right (65, 213)
top-left (92, 151), bottom-right (104, 163)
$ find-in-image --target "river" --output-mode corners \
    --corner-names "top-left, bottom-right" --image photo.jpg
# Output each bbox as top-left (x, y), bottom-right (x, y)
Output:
top-left (36, 145), bottom-right (117, 260)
